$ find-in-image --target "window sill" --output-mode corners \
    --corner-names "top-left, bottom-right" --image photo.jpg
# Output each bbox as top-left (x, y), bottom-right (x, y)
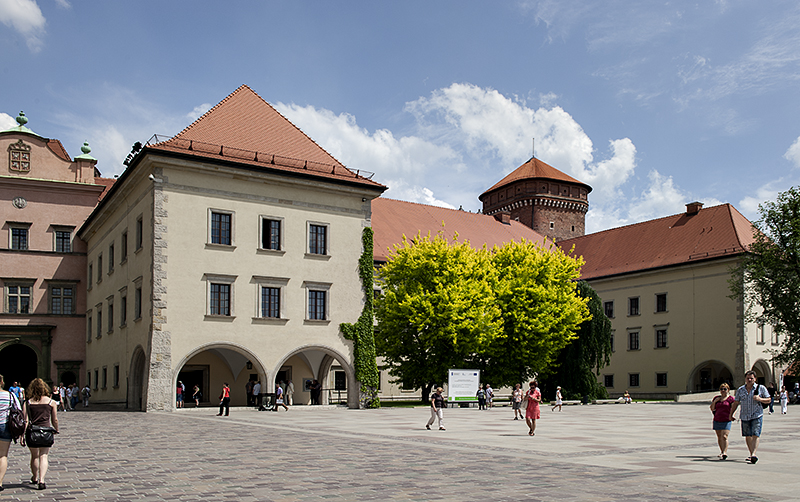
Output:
top-left (304, 319), bottom-right (331, 325)
top-left (655, 346), bottom-right (668, 349)
top-left (252, 317), bottom-right (289, 325)
top-left (756, 342), bottom-right (766, 345)
top-left (627, 314), bottom-right (640, 317)
top-left (107, 330), bottom-right (114, 335)
top-left (627, 348), bottom-right (640, 352)
top-left (205, 243), bottom-right (236, 251)
top-left (119, 323), bottom-right (127, 329)
top-left (257, 249), bottom-right (285, 256)
top-left (134, 316), bottom-right (143, 323)
top-left (108, 269), bottom-right (114, 277)
top-left (134, 247), bottom-right (143, 254)
top-left (204, 315), bottom-right (235, 322)
top-left (304, 253), bottom-right (331, 261)
top-left (120, 258), bottom-right (128, 266)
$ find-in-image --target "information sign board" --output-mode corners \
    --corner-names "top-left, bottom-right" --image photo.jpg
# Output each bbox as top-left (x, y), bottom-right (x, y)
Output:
top-left (447, 369), bottom-right (480, 402)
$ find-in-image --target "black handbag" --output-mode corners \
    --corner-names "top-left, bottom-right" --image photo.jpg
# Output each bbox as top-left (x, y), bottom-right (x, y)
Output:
top-left (25, 425), bottom-right (56, 448)
top-left (6, 397), bottom-right (25, 440)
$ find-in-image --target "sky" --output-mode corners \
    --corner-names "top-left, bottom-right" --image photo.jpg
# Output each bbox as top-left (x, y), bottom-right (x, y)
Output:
top-left (2, 0), bottom-right (800, 233)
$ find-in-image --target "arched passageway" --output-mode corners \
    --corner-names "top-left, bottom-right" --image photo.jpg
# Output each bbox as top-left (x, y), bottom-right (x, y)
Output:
top-left (687, 360), bottom-right (733, 393)
top-left (751, 359), bottom-right (773, 386)
top-left (274, 345), bottom-right (358, 408)
top-left (0, 342), bottom-right (38, 389)
top-left (175, 344), bottom-right (267, 408)
top-left (128, 346), bottom-right (147, 410)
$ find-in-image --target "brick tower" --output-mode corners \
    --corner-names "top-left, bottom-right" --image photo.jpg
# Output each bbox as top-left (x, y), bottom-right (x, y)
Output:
top-left (479, 156), bottom-right (591, 242)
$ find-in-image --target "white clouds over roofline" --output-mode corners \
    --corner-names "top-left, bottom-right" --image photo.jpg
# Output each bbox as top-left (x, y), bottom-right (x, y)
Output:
top-left (0, 0), bottom-right (46, 52)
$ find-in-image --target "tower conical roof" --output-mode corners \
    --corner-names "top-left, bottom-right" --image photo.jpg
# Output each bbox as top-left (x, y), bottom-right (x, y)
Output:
top-left (480, 157), bottom-right (591, 200)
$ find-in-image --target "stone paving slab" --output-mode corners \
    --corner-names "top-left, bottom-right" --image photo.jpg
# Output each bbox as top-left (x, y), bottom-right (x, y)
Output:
top-left (0, 403), bottom-right (796, 501)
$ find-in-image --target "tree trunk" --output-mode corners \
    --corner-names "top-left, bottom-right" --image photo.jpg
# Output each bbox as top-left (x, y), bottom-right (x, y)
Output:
top-left (420, 384), bottom-right (433, 403)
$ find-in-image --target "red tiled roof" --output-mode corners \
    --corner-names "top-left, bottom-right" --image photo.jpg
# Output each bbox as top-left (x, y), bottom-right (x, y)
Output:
top-left (94, 177), bottom-right (116, 201)
top-left (372, 198), bottom-right (549, 262)
top-left (559, 203), bottom-right (756, 280)
top-left (46, 139), bottom-right (71, 162)
top-left (147, 85), bottom-right (384, 190)
top-left (480, 156), bottom-right (591, 198)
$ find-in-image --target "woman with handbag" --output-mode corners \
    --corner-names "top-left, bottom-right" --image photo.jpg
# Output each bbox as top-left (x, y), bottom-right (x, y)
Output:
top-left (23, 378), bottom-right (58, 490)
top-left (0, 374), bottom-right (22, 491)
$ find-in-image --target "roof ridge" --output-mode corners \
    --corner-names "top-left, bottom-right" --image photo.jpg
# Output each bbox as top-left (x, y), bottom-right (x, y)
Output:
top-left (171, 84), bottom-right (251, 140)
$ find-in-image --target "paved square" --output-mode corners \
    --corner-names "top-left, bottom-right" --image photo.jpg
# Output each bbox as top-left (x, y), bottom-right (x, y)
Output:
top-left (1, 402), bottom-right (796, 501)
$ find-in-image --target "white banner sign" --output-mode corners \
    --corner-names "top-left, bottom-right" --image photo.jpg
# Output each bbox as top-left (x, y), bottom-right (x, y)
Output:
top-left (448, 369), bottom-right (480, 402)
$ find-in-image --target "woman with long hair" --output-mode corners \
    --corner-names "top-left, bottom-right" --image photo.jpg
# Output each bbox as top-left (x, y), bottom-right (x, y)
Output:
top-left (23, 378), bottom-right (58, 490)
top-left (0, 374), bottom-right (22, 491)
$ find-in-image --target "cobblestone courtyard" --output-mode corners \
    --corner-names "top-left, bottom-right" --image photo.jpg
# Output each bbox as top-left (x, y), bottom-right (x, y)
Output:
top-left (1, 402), bottom-right (797, 501)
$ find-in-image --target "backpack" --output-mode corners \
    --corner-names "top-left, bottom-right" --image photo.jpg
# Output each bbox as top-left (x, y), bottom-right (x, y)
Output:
top-left (5, 393), bottom-right (25, 442)
top-left (756, 385), bottom-right (769, 410)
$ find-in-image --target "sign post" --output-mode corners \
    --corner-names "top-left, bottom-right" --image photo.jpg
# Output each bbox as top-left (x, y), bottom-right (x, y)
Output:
top-left (447, 369), bottom-right (480, 406)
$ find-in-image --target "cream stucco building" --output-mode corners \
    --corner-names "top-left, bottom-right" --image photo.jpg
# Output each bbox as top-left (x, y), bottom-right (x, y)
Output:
top-left (79, 86), bottom-right (385, 410)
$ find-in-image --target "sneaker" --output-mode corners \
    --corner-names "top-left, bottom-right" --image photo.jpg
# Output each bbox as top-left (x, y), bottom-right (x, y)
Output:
top-left (426, 425), bottom-right (430, 430)
top-left (439, 427), bottom-right (446, 430)
top-left (750, 456), bottom-right (758, 464)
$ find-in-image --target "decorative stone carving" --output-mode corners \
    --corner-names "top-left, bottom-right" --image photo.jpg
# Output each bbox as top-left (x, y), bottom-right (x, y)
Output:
top-left (8, 140), bottom-right (31, 172)
top-left (12, 196), bottom-right (27, 209)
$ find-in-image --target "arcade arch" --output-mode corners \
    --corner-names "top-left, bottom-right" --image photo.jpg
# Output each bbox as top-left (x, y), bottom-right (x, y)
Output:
top-left (174, 343), bottom-right (268, 408)
top-left (273, 345), bottom-right (357, 408)
top-left (751, 359), bottom-right (773, 386)
top-left (0, 341), bottom-right (40, 388)
top-left (687, 360), bottom-right (733, 393)
top-left (128, 346), bottom-right (147, 410)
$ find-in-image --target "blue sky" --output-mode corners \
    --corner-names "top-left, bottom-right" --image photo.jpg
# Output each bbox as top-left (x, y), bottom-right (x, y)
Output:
top-left (2, 1), bottom-right (800, 233)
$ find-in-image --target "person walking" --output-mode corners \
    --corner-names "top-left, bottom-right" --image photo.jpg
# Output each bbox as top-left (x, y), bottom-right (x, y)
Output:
top-left (310, 379), bottom-right (321, 405)
top-left (23, 378), bottom-right (59, 490)
top-left (0, 374), bottom-right (22, 491)
top-left (69, 384), bottom-right (79, 410)
top-left (286, 379), bottom-right (294, 406)
top-left (425, 387), bottom-right (445, 430)
top-left (552, 386), bottom-right (563, 412)
top-left (525, 381), bottom-right (542, 436)
top-left (9, 382), bottom-right (23, 403)
top-left (780, 385), bottom-right (788, 414)
top-left (729, 370), bottom-right (770, 464)
top-left (192, 385), bottom-right (201, 407)
top-left (485, 384), bottom-right (494, 409)
top-left (512, 383), bottom-right (524, 420)
top-left (476, 385), bottom-right (486, 410)
top-left (245, 380), bottom-right (254, 407)
top-left (274, 383), bottom-right (289, 411)
top-left (767, 382), bottom-right (776, 414)
top-left (710, 383), bottom-right (735, 460)
top-left (217, 383), bottom-right (230, 416)
top-left (176, 381), bottom-right (185, 408)
top-left (81, 384), bottom-right (91, 407)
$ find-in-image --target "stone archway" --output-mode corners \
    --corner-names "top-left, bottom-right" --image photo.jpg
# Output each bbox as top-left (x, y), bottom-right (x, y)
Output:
top-left (174, 343), bottom-right (268, 409)
top-left (274, 345), bottom-right (357, 408)
top-left (751, 359), bottom-right (772, 386)
top-left (0, 341), bottom-right (40, 389)
top-left (687, 360), bottom-right (734, 393)
top-left (128, 346), bottom-right (147, 411)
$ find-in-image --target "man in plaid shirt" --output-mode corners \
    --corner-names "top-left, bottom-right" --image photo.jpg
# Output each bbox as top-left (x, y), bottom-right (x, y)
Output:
top-left (729, 370), bottom-right (771, 464)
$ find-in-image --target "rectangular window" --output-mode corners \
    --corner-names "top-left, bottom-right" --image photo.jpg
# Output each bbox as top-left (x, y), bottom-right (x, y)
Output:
top-left (655, 293), bottom-right (667, 312)
top-left (610, 332), bottom-right (615, 352)
top-left (113, 365), bottom-right (120, 388)
top-left (656, 373), bottom-right (668, 387)
top-left (656, 328), bottom-right (668, 348)
top-left (628, 331), bottom-right (640, 350)
top-left (87, 312), bottom-right (92, 342)
top-left (10, 227), bottom-right (28, 250)
top-left (121, 231), bottom-right (128, 262)
top-left (50, 286), bottom-right (75, 314)
top-left (55, 230), bottom-right (71, 253)
top-left (604, 375), bottom-right (614, 388)
top-left (102, 367), bottom-right (107, 389)
top-left (96, 254), bottom-right (103, 283)
top-left (261, 218), bottom-right (281, 250)
top-left (210, 283), bottom-right (231, 316)
top-left (260, 286), bottom-right (280, 318)
top-left (308, 290), bottom-right (327, 320)
top-left (772, 328), bottom-right (779, 346)
top-left (108, 244), bottom-right (115, 273)
top-left (629, 373), bottom-right (640, 388)
top-left (757, 324), bottom-right (765, 344)
top-left (94, 369), bottom-right (99, 390)
top-left (604, 301), bottom-right (614, 318)
top-left (87, 263), bottom-right (93, 290)
top-left (6, 285), bottom-right (31, 313)
top-left (135, 216), bottom-right (143, 251)
top-left (210, 212), bottom-right (232, 245)
top-left (309, 224), bottom-right (327, 255)
top-left (96, 306), bottom-right (103, 338)
top-left (107, 299), bottom-right (114, 333)
top-left (628, 297), bottom-right (640, 316)
top-left (120, 290), bottom-right (127, 326)
top-left (134, 286), bottom-right (142, 320)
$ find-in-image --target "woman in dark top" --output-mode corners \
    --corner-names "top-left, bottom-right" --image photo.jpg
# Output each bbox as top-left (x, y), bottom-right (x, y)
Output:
top-left (710, 383), bottom-right (734, 460)
top-left (24, 378), bottom-right (58, 490)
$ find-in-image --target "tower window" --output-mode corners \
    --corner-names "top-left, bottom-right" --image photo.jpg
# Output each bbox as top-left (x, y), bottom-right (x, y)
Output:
top-left (549, 222), bottom-right (554, 229)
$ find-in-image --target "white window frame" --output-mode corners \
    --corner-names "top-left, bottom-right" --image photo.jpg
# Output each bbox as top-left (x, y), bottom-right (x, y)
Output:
top-left (8, 223), bottom-right (31, 250)
top-left (627, 329), bottom-right (640, 351)
top-left (204, 274), bottom-right (237, 318)
top-left (207, 209), bottom-right (236, 248)
top-left (258, 215), bottom-right (285, 253)
top-left (4, 280), bottom-right (34, 314)
top-left (252, 276), bottom-right (289, 320)
top-left (654, 324), bottom-right (668, 349)
top-left (303, 281), bottom-right (331, 322)
top-left (52, 226), bottom-right (74, 253)
top-left (306, 221), bottom-right (330, 257)
top-left (48, 282), bottom-right (76, 315)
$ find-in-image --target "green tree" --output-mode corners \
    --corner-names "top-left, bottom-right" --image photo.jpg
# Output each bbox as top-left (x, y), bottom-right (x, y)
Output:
top-left (729, 186), bottom-right (800, 366)
top-left (481, 240), bottom-right (591, 387)
top-left (375, 233), bottom-right (502, 402)
top-left (541, 280), bottom-right (612, 401)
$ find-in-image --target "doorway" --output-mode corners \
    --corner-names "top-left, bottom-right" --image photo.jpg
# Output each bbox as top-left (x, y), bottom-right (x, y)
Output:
top-left (0, 344), bottom-right (38, 389)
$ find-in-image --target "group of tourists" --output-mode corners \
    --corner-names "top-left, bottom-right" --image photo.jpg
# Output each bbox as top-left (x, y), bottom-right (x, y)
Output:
top-left (49, 382), bottom-right (90, 411)
top-left (0, 374), bottom-right (59, 491)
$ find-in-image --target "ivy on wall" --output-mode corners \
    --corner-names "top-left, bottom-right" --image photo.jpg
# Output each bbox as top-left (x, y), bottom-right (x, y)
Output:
top-left (340, 226), bottom-right (380, 408)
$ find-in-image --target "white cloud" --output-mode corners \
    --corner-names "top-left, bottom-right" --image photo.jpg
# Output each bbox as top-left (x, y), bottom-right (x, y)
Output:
top-left (187, 103), bottom-right (212, 121)
top-left (0, 0), bottom-right (46, 52)
top-left (54, 0), bottom-right (70, 8)
top-left (0, 112), bottom-right (16, 130)
top-left (785, 136), bottom-right (800, 168)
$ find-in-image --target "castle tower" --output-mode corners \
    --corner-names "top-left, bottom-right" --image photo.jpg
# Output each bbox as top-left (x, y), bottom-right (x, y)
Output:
top-left (479, 156), bottom-right (591, 242)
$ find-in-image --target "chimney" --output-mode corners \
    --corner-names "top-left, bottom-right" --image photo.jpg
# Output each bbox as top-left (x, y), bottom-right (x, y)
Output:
top-left (686, 201), bottom-right (703, 215)
top-left (493, 211), bottom-right (511, 225)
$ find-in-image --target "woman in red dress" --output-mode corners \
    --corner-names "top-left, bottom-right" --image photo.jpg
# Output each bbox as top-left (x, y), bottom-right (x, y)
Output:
top-left (525, 381), bottom-right (541, 436)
